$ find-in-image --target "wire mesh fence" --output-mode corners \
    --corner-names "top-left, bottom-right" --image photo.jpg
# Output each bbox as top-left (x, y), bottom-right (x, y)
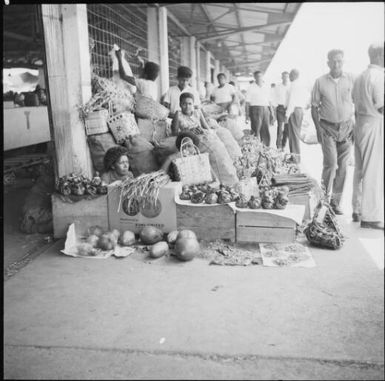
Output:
top-left (167, 17), bottom-right (182, 87)
top-left (87, 4), bottom-right (148, 79)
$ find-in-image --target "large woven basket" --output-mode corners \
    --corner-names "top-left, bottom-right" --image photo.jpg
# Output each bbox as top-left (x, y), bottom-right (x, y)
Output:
top-left (172, 138), bottom-right (212, 185)
top-left (134, 93), bottom-right (169, 121)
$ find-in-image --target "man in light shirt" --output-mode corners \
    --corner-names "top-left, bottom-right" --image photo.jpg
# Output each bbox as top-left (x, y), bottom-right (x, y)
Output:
top-left (274, 71), bottom-right (290, 150)
top-left (210, 73), bottom-right (236, 113)
top-left (311, 49), bottom-right (355, 215)
top-left (245, 71), bottom-right (274, 146)
top-left (351, 43), bottom-right (384, 230)
top-left (285, 69), bottom-right (309, 163)
top-left (162, 66), bottom-right (201, 118)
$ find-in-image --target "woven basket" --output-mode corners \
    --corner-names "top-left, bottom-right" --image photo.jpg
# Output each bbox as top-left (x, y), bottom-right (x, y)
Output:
top-left (172, 138), bottom-right (212, 185)
top-left (107, 112), bottom-right (139, 144)
top-left (134, 93), bottom-right (169, 121)
top-left (84, 109), bottom-right (109, 136)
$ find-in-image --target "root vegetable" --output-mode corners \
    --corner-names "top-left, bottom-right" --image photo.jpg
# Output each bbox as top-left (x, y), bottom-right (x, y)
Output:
top-left (140, 226), bottom-right (163, 245)
top-left (167, 230), bottom-right (179, 244)
top-left (86, 234), bottom-right (100, 248)
top-left (149, 241), bottom-right (169, 258)
top-left (77, 242), bottom-right (97, 256)
top-left (177, 230), bottom-right (197, 240)
top-left (174, 238), bottom-right (200, 261)
top-left (87, 225), bottom-right (104, 237)
top-left (120, 230), bottom-right (136, 246)
top-left (98, 233), bottom-right (116, 250)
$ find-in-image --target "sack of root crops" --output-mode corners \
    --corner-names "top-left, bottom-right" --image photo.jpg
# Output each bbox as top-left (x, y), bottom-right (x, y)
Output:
top-left (88, 133), bottom-right (118, 173)
top-left (137, 118), bottom-right (168, 143)
top-left (199, 131), bottom-right (239, 186)
top-left (215, 126), bottom-right (242, 161)
top-left (201, 101), bottom-right (226, 120)
top-left (153, 136), bottom-right (178, 166)
top-left (124, 135), bottom-right (160, 176)
top-left (20, 165), bottom-right (54, 234)
top-left (134, 93), bottom-right (169, 121)
top-left (219, 117), bottom-right (244, 142)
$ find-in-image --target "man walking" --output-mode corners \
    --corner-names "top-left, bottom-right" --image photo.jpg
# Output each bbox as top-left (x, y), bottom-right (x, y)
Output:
top-left (311, 49), bottom-right (355, 215)
top-left (351, 43), bottom-right (384, 229)
top-left (275, 71), bottom-right (291, 150)
top-left (245, 71), bottom-right (274, 146)
top-left (285, 69), bottom-right (309, 163)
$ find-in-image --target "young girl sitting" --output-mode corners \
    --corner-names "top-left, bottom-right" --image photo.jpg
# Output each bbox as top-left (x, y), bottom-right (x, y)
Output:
top-left (171, 92), bottom-right (210, 136)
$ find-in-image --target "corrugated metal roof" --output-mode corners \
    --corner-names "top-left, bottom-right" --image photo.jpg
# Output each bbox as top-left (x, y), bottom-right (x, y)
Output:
top-left (164, 2), bottom-right (302, 75)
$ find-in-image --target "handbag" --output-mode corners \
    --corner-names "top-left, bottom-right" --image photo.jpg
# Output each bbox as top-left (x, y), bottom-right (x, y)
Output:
top-left (84, 109), bottom-right (109, 136)
top-left (172, 138), bottom-right (212, 185)
top-left (107, 102), bottom-right (139, 144)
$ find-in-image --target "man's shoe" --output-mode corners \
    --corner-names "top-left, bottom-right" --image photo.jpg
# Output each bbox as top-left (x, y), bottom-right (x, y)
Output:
top-left (352, 213), bottom-right (361, 222)
top-left (360, 221), bottom-right (384, 230)
top-left (330, 203), bottom-right (343, 215)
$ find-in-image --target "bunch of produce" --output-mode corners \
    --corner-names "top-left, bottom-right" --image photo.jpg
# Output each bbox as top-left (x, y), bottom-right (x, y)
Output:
top-left (235, 185), bottom-right (289, 210)
top-left (76, 226), bottom-right (136, 256)
top-left (235, 136), bottom-right (300, 183)
top-left (179, 183), bottom-right (240, 205)
top-left (141, 227), bottom-right (200, 262)
top-left (56, 172), bottom-right (108, 196)
top-left (272, 173), bottom-right (314, 196)
top-left (304, 199), bottom-right (344, 250)
top-left (118, 170), bottom-right (170, 213)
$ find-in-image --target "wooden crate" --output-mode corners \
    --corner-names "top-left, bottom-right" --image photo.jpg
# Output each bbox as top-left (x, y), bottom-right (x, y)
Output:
top-left (176, 203), bottom-right (235, 242)
top-left (52, 193), bottom-right (109, 238)
top-left (236, 210), bottom-right (296, 243)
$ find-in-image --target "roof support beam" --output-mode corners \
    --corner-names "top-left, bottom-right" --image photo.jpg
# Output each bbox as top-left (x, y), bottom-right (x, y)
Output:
top-left (227, 58), bottom-right (272, 69)
top-left (197, 21), bottom-right (293, 42)
top-left (203, 3), bottom-right (294, 15)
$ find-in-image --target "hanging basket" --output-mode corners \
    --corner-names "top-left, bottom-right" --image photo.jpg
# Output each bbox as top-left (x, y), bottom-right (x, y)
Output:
top-left (84, 109), bottom-right (109, 136)
top-left (107, 112), bottom-right (139, 144)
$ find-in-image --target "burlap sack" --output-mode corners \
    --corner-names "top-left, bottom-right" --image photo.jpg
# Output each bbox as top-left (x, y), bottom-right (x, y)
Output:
top-left (199, 131), bottom-right (239, 186)
top-left (87, 133), bottom-right (118, 173)
top-left (219, 116), bottom-right (244, 142)
top-left (215, 126), bottom-right (242, 161)
top-left (153, 136), bottom-right (178, 166)
top-left (124, 135), bottom-right (160, 176)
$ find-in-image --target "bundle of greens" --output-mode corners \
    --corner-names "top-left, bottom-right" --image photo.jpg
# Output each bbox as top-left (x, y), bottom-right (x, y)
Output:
top-left (117, 170), bottom-right (170, 213)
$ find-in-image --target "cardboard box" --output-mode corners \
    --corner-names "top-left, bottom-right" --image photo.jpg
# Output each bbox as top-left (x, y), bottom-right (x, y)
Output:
top-left (52, 193), bottom-right (109, 239)
top-left (176, 203), bottom-right (236, 242)
top-left (108, 182), bottom-right (181, 233)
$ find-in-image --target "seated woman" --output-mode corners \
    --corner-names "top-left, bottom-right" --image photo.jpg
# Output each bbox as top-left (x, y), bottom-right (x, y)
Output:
top-left (161, 131), bottom-right (219, 187)
top-left (115, 49), bottom-right (160, 101)
top-left (101, 146), bottom-right (134, 185)
top-left (171, 92), bottom-right (210, 136)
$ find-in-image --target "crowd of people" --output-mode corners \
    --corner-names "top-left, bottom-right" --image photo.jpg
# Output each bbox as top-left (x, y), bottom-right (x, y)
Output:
top-left (110, 43), bottom-right (383, 230)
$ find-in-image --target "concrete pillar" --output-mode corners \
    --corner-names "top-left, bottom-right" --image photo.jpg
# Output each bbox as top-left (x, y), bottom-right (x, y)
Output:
top-left (214, 60), bottom-right (220, 85)
top-left (181, 36), bottom-right (190, 66)
top-left (205, 51), bottom-right (211, 85)
top-left (189, 36), bottom-right (197, 90)
top-left (158, 6), bottom-right (169, 96)
top-left (147, 7), bottom-right (161, 101)
top-left (195, 42), bottom-right (201, 91)
top-left (42, 4), bottom-right (93, 178)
